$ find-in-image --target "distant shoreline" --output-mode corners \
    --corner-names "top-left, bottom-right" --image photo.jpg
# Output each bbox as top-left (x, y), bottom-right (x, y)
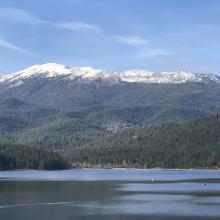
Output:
top-left (0, 167), bottom-right (220, 172)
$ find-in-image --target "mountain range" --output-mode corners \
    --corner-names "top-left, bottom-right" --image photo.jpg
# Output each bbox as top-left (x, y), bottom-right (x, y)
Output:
top-left (0, 63), bottom-right (220, 169)
top-left (1, 63), bottom-right (220, 113)
top-left (0, 63), bottom-right (220, 131)
top-left (0, 63), bottom-right (220, 146)
top-left (1, 63), bottom-right (220, 85)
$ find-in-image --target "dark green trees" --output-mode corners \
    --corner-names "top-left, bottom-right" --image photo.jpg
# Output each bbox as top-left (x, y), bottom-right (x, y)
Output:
top-left (0, 144), bottom-right (68, 170)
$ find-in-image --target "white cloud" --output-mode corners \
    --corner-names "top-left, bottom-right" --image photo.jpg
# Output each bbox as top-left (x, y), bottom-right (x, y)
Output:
top-left (53, 21), bottom-right (101, 32)
top-left (113, 35), bottom-right (149, 46)
top-left (0, 8), bottom-right (101, 32)
top-left (135, 48), bottom-right (174, 58)
top-left (0, 37), bottom-right (33, 55)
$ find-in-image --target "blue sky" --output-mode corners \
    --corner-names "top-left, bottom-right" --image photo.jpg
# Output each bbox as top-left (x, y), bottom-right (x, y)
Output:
top-left (0, 0), bottom-right (220, 73)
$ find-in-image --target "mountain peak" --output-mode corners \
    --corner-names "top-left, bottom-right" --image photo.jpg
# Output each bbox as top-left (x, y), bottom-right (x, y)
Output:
top-left (13, 63), bottom-right (73, 78)
top-left (11, 63), bottom-right (110, 79)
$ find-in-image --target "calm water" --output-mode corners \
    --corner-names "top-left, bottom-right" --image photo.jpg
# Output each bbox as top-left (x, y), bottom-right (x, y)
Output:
top-left (0, 169), bottom-right (220, 220)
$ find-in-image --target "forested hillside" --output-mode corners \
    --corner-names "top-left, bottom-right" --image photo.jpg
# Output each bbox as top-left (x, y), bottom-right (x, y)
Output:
top-left (1, 114), bottom-right (220, 169)
top-left (0, 94), bottom-right (217, 148)
top-left (16, 116), bottom-right (108, 149)
top-left (0, 144), bottom-right (68, 170)
top-left (65, 114), bottom-right (220, 169)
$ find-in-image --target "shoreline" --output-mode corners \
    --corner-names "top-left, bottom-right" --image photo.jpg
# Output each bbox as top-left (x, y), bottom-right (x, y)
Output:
top-left (0, 167), bottom-right (220, 172)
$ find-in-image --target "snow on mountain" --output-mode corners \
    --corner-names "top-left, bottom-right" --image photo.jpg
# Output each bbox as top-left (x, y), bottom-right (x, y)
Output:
top-left (161, 71), bottom-right (200, 81)
top-left (0, 75), bottom-right (7, 82)
top-left (200, 74), bottom-right (220, 82)
top-left (157, 71), bottom-right (203, 83)
top-left (119, 70), bottom-right (154, 82)
top-left (0, 74), bottom-right (11, 83)
top-left (0, 63), bottom-right (116, 87)
top-left (119, 70), bottom-right (220, 84)
top-left (0, 63), bottom-right (220, 86)
top-left (72, 66), bottom-right (110, 79)
top-left (9, 63), bottom-right (80, 80)
top-left (6, 63), bottom-right (111, 80)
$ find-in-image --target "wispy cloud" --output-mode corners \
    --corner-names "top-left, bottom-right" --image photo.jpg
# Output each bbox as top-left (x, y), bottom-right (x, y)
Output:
top-left (0, 37), bottom-right (33, 55)
top-left (113, 35), bottom-right (149, 46)
top-left (0, 8), bottom-right (101, 32)
top-left (113, 34), bottom-right (173, 58)
top-left (135, 48), bottom-right (174, 58)
top-left (53, 21), bottom-right (102, 32)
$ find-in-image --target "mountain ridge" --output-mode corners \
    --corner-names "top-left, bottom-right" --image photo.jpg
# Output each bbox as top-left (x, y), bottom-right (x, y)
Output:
top-left (1, 63), bottom-right (220, 86)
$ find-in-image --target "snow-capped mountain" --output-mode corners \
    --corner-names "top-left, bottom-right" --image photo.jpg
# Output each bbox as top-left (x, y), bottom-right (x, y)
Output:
top-left (7, 63), bottom-right (110, 80)
top-left (1, 63), bottom-right (220, 87)
top-left (0, 63), bottom-right (121, 87)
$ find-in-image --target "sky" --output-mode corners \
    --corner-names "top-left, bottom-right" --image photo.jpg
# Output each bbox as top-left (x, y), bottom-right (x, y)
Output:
top-left (0, 0), bottom-right (220, 73)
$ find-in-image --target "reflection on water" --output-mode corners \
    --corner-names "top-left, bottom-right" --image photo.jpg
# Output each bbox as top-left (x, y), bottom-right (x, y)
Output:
top-left (0, 169), bottom-right (220, 220)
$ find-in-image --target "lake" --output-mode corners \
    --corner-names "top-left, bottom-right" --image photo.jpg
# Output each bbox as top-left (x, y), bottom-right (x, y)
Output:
top-left (0, 169), bottom-right (220, 220)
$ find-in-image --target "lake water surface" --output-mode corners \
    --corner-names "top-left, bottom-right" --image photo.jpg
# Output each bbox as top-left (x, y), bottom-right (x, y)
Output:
top-left (0, 169), bottom-right (220, 220)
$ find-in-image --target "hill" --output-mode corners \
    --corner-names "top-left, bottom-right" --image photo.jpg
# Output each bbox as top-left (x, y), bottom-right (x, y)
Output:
top-left (65, 114), bottom-right (220, 169)
top-left (0, 143), bottom-right (68, 170)
top-left (16, 116), bottom-right (108, 149)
